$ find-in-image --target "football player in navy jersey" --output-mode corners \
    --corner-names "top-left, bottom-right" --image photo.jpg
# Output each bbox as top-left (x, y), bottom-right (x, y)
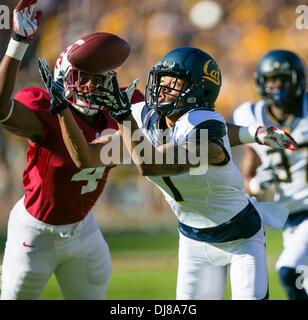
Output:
top-left (0, 0), bottom-right (143, 300)
top-left (233, 49), bottom-right (308, 300)
top-left (50, 45), bottom-right (298, 299)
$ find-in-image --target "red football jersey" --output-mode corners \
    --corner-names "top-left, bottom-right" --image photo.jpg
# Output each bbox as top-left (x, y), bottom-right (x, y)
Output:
top-left (14, 86), bottom-right (144, 225)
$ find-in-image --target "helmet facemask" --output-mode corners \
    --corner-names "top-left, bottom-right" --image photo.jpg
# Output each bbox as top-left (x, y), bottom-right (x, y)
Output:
top-left (54, 45), bottom-right (116, 116)
top-left (63, 67), bottom-right (115, 116)
top-left (145, 67), bottom-right (192, 116)
top-left (255, 50), bottom-right (306, 112)
top-left (258, 71), bottom-right (302, 111)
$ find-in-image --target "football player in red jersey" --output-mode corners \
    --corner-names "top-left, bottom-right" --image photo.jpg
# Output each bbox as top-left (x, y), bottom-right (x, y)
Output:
top-left (0, 0), bottom-right (143, 300)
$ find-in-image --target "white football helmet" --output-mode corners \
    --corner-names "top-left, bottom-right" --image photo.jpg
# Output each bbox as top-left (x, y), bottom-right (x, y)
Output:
top-left (54, 45), bottom-right (115, 116)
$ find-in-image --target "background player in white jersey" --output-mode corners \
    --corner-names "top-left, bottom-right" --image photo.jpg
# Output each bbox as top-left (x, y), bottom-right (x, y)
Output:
top-left (46, 46), bottom-right (297, 299)
top-left (233, 49), bottom-right (308, 300)
top-left (0, 0), bottom-right (143, 300)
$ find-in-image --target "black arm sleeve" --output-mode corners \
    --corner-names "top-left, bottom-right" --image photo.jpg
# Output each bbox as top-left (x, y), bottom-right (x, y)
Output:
top-left (194, 120), bottom-right (230, 166)
top-left (194, 119), bottom-right (226, 142)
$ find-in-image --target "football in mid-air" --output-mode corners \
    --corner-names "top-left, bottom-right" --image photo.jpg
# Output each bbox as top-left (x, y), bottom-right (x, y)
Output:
top-left (67, 32), bottom-right (130, 73)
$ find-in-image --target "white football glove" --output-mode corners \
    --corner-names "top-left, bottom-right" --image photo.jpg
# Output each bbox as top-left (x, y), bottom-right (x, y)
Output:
top-left (12, 0), bottom-right (42, 43)
top-left (249, 163), bottom-right (277, 195)
top-left (255, 126), bottom-right (297, 150)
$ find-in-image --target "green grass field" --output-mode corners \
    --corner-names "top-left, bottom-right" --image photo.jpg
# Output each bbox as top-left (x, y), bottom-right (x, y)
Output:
top-left (0, 227), bottom-right (287, 300)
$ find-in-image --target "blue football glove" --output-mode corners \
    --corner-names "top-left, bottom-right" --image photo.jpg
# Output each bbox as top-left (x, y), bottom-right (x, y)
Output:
top-left (38, 57), bottom-right (70, 115)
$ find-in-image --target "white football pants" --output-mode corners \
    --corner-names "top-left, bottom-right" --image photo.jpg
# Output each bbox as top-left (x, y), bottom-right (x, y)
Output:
top-left (0, 197), bottom-right (112, 300)
top-left (176, 226), bottom-right (268, 300)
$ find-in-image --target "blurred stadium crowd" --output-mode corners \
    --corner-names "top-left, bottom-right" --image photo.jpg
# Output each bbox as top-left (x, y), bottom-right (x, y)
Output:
top-left (0, 0), bottom-right (307, 230)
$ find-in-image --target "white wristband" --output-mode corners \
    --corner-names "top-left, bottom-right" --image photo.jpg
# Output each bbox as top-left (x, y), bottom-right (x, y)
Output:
top-left (239, 125), bottom-right (259, 144)
top-left (5, 38), bottom-right (29, 61)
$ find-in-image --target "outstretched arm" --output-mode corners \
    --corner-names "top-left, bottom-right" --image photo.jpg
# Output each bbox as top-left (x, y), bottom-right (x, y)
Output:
top-left (57, 109), bottom-right (122, 168)
top-left (100, 76), bottom-right (227, 176)
top-left (0, 0), bottom-right (44, 142)
top-left (226, 123), bottom-right (297, 150)
top-left (118, 114), bottom-right (194, 176)
top-left (226, 123), bottom-right (242, 146)
top-left (119, 113), bottom-right (226, 176)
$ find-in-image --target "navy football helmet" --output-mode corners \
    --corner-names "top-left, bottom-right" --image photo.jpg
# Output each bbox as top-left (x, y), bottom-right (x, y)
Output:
top-left (255, 50), bottom-right (306, 110)
top-left (145, 47), bottom-right (221, 116)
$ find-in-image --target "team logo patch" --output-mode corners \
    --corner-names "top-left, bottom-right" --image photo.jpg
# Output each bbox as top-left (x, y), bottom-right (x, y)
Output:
top-left (202, 59), bottom-right (221, 85)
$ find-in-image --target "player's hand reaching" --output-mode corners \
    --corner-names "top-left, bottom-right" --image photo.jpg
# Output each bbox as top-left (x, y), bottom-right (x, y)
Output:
top-left (12, 0), bottom-right (42, 43)
top-left (5, 0), bottom-right (42, 61)
top-left (38, 57), bottom-right (70, 115)
top-left (255, 126), bottom-right (297, 150)
top-left (90, 76), bottom-right (140, 123)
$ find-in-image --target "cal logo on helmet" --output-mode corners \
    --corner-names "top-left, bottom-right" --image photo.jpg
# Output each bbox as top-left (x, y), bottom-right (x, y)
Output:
top-left (202, 59), bottom-right (221, 86)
